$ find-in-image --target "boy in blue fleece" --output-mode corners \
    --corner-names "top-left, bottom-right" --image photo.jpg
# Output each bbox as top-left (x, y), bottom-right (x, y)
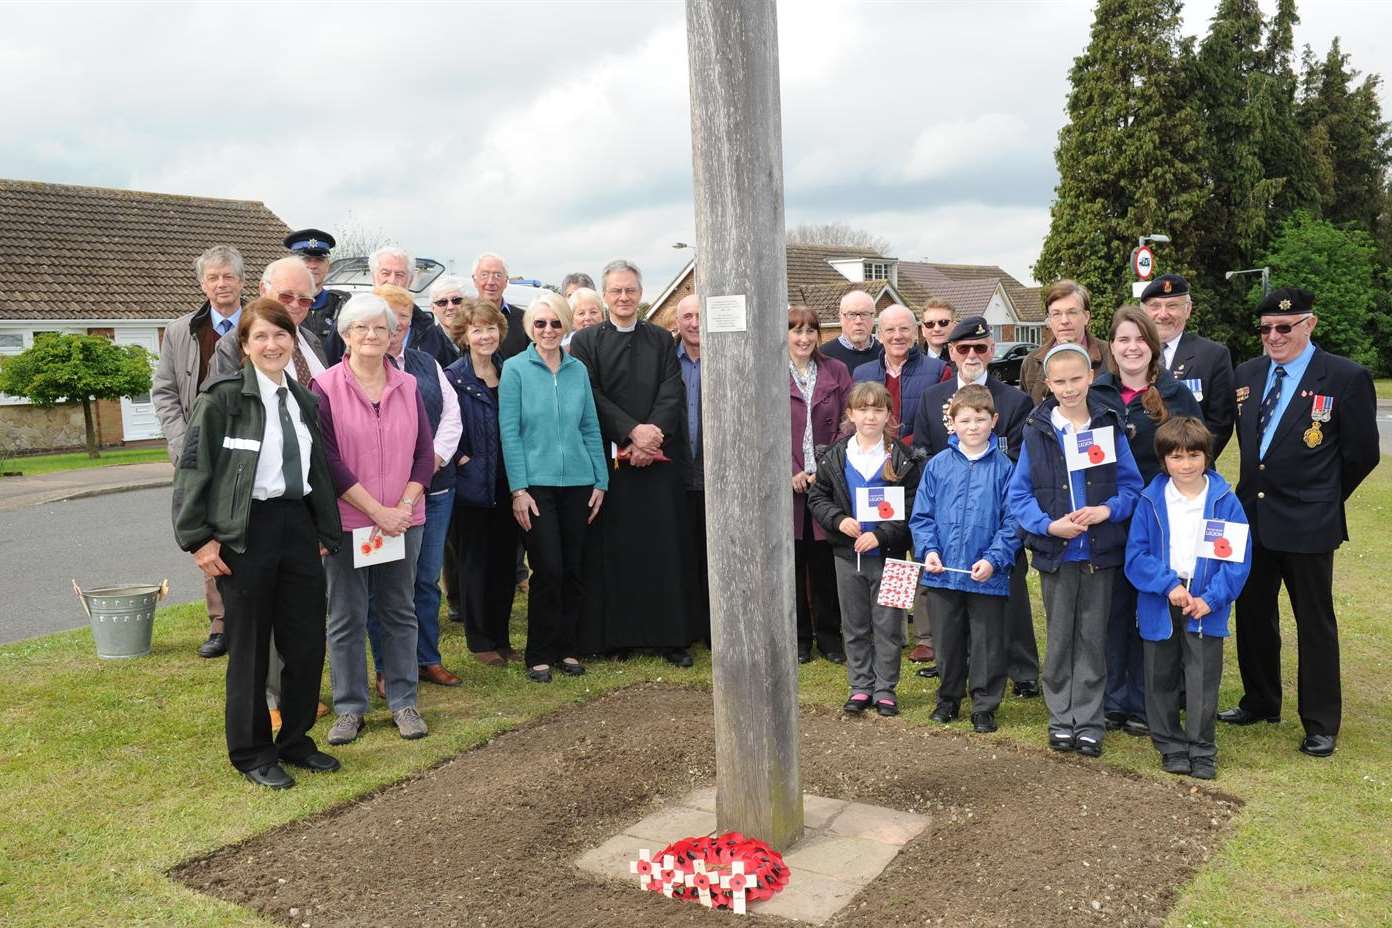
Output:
top-left (1008, 343), bottom-right (1143, 757)
top-left (1125, 416), bottom-right (1251, 780)
top-left (910, 384), bottom-right (1021, 733)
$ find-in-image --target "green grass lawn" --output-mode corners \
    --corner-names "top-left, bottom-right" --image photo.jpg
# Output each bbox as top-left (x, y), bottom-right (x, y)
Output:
top-left (3, 450), bottom-right (1390, 927)
top-left (1374, 378), bottom-right (1392, 400)
top-left (2, 445), bottom-right (168, 476)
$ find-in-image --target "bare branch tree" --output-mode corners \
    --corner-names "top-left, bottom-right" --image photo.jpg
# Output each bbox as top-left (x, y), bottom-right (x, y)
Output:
top-left (785, 221), bottom-right (891, 255)
top-left (330, 210), bottom-right (393, 260)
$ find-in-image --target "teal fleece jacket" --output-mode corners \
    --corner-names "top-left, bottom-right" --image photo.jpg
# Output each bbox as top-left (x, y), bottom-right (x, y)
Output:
top-left (498, 344), bottom-right (609, 492)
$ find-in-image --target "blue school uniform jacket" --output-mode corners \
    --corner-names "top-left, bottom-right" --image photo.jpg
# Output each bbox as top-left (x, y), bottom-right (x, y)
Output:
top-left (1124, 471), bottom-right (1252, 640)
top-left (1007, 395), bottom-right (1143, 573)
top-left (909, 434), bottom-right (1020, 597)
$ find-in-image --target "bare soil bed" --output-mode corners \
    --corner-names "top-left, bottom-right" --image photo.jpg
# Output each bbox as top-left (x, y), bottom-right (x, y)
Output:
top-left (175, 684), bottom-right (1238, 927)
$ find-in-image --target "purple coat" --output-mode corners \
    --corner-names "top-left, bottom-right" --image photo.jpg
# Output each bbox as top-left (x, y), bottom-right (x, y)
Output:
top-left (790, 355), bottom-right (851, 541)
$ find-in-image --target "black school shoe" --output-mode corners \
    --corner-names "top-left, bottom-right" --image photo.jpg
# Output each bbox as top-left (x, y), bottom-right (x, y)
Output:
top-left (1161, 753), bottom-right (1192, 775)
top-left (971, 711), bottom-right (997, 733)
top-left (1123, 716), bottom-right (1150, 737)
top-left (929, 701), bottom-right (959, 724)
top-left (1012, 680), bottom-right (1041, 698)
top-left (1049, 730), bottom-right (1076, 752)
top-left (823, 650), bottom-right (847, 665)
top-left (243, 762), bottom-right (294, 789)
top-left (1189, 758), bottom-right (1217, 780)
top-left (1075, 735), bottom-right (1103, 758)
top-left (665, 648), bottom-right (694, 668)
top-left (914, 665), bottom-right (940, 679)
top-left (198, 632), bottom-right (227, 658)
top-left (1104, 711), bottom-right (1127, 732)
top-left (875, 697), bottom-right (899, 718)
top-left (282, 751), bottom-right (341, 774)
top-left (843, 693), bottom-right (872, 714)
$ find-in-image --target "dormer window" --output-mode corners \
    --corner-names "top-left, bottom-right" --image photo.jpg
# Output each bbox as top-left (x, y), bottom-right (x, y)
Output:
top-left (864, 260), bottom-right (889, 280)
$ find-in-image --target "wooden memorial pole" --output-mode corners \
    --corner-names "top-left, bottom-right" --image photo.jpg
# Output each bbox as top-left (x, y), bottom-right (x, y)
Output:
top-left (685, 0), bottom-right (804, 851)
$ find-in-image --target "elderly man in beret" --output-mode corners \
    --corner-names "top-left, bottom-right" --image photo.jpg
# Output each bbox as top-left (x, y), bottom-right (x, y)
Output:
top-left (1141, 273), bottom-right (1236, 456)
top-left (1219, 287), bottom-right (1378, 758)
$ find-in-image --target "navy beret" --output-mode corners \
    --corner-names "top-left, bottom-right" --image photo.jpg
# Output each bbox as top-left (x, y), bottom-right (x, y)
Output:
top-left (947, 315), bottom-right (992, 342)
top-left (1139, 273), bottom-right (1189, 302)
top-left (1255, 286), bottom-right (1315, 316)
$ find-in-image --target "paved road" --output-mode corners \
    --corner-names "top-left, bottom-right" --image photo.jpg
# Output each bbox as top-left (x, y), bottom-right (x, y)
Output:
top-left (1379, 402), bottom-right (1392, 457)
top-left (0, 486), bottom-right (199, 645)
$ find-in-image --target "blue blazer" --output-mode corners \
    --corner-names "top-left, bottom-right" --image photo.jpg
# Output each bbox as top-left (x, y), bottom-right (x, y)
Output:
top-left (1124, 471), bottom-right (1251, 640)
top-left (909, 434), bottom-right (1020, 597)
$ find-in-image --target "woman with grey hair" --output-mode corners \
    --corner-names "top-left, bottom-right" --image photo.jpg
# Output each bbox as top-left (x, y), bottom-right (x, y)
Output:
top-left (428, 274), bottom-right (470, 330)
top-left (311, 293), bottom-right (437, 745)
top-left (562, 287), bottom-right (605, 351)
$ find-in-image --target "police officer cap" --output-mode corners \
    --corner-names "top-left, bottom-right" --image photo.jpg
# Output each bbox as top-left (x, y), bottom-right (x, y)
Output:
top-left (947, 315), bottom-right (992, 342)
top-left (1255, 286), bottom-right (1315, 316)
top-left (1139, 273), bottom-right (1189, 302)
top-left (284, 228), bottom-right (337, 256)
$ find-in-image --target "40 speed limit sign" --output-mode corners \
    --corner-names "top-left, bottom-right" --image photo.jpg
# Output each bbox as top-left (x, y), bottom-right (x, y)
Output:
top-left (1131, 245), bottom-right (1155, 280)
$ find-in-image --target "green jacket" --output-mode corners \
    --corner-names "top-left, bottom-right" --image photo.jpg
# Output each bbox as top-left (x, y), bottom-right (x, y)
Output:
top-left (172, 363), bottom-right (342, 555)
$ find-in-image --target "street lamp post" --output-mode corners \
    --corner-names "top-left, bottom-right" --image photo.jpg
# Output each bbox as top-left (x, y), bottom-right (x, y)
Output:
top-left (1225, 266), bottom-right (1271, 296)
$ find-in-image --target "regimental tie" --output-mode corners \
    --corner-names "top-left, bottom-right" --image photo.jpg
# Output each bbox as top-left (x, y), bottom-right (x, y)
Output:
top-left (277, 387), bottom-right (304, 500)
top-left (1259, 365), bottom-right (1287, 435)
top-left (290, 338), bottom-right (312, 385)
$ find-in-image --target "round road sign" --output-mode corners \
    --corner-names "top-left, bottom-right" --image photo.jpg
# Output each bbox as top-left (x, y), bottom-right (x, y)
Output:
top-left (1131, 246), bottom-right (1155, 280)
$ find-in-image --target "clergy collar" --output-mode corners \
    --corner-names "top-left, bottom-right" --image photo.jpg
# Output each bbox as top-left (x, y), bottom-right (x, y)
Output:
top-left (611, 318), bottom-right (638, 333)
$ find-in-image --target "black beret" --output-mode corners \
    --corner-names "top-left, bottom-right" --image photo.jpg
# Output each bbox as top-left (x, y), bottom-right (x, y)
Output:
top-left (1139, 273), bottom-right (1189, 302)
top-left (1255, 286), bottom-right (1315, 316)
top-left (284, 228), bottom-right (336, 256)
top-left (947, 315), bottom-right (992, 342)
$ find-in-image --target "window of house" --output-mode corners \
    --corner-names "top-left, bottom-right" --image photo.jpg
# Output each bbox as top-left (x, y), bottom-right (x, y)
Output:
top-left (0, 333), bottom-right (22, 353)
top-left (863, 261), bottom-right (889, 280)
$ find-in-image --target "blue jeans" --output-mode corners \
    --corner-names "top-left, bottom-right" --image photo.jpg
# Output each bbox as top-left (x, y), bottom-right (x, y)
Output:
top-left (368, 487), bottom-right (454, 670)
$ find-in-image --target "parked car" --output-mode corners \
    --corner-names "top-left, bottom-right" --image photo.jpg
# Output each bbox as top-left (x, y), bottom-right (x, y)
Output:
top-left (324, 258), bottom-right (551, 313)
top-left (988, 341), bottom-right (1035, 385)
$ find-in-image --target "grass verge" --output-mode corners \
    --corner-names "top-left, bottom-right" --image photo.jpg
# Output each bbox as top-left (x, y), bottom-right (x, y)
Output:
top-left (3, 446), bottom-right (168, 476)
top-left (2, 450), bottom-right (1389, 927)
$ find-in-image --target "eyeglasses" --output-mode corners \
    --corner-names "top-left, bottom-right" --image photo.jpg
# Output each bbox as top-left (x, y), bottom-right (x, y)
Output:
top-left (347, 323), bottom-right (389, 338)
top-left (433, 296), bottom-right (465, 308)
top-left (532, 318), bottom-right (564, 330)
top-left (276, 291), bottom-right (314, 309)
top-left (952, 342), bottom-right (991, 356)
top-left (476, 271), bottom-right (507, 282)
top-left (842, 311), bottom-right (873, 320)
top-left (604, 287), bottom-right (640, 298)
top-left (922, 318), bottom-right (953, 329)
top-left (1257, 315), bottom-right (1312, 336)
top-left (1048, 309), bottom-right (1086, 321)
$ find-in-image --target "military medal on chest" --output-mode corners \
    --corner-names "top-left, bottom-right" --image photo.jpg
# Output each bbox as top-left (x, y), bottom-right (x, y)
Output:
top-left (1304, 394), bottom-right (1333, 448)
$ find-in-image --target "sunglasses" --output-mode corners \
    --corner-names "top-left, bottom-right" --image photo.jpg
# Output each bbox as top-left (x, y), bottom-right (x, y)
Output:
top-left (952, 342), bottom-right (991, 356)
top-left (532, 318), bottom-right (564, 330)
top-left (922, 318), bottom-right (953, 328)
top-left (1257, 315), bottom-right (1311, 336)
top-left (433, 296), bottom-right (464, 308)
top-left (275, 291), bottom-right (314, 309)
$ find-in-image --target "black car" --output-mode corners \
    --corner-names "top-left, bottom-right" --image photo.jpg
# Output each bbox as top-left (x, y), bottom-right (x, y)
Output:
top-left (988, 341), bottom-right (1035, 385)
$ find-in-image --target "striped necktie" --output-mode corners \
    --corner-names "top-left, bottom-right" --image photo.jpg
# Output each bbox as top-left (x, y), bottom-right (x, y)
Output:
top-left (1258, 365), bottom-right (1286, 435)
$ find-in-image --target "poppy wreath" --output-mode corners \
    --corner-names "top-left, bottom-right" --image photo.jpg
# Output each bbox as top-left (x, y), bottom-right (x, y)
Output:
top-left (646, 832), bottom-right (790, 909)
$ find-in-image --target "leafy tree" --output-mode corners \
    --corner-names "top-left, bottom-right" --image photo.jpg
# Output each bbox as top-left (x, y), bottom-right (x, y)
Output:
top-left (1252, 211), bottom-right (1378, 368)
top-left (0, 333), bottom-right (154, 458)
top-left (785, 222), bottom-right (890, 255)
top-left (1033, 0), bottom-right (1208, 336)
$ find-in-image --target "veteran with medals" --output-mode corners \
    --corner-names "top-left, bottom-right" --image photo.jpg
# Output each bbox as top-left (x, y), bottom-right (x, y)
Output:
top-left (1220, 288), bottom-right (1379, 757)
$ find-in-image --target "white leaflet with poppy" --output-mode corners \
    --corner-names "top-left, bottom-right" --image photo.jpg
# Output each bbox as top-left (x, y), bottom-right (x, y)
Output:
top-left (1064, 425), bottom-right (1116, 471)
top-left (855, 486), bottom-right (905, 521)
top-left (1198, 519), bottom-right (1248, 563)
top-left (352, 525), bottom-right (405, 569)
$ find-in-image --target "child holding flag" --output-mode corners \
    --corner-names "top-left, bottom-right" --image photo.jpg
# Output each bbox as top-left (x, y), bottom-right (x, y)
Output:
top-left (909, 384), bottom-right (1022, 733)
top-left (1125, 416), bottom-right (1251, 780)
top-left (808, 382), bottom-right (924, 717)
top-left (1008, 343), bottom-right (1143, 756)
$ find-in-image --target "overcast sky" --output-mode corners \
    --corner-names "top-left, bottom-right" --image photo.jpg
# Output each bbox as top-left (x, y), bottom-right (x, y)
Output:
top-left (2, 1), bottom-right (1389, 295)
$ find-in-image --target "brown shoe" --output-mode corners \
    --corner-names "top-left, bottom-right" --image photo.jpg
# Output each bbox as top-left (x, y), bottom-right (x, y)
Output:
top-left (375, 672), bottom-right (386, 699)
top-left (316, 701), bottom-right (330, 719)
top-left (498, 646), bottom-right (521, 663)
top-left (909, 644), bottom-right (935, 663)
top-left (420, 664), bottom-right (462, 686)
top-left (473, 650), bottom-right (506, 668)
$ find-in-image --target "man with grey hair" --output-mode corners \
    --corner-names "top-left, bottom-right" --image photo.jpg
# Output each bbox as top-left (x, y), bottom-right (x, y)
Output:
top-left (560, 271), bottom-right (596, 298)
top-left (152, 244), bottom-right (247, 658)
top-left (821, 290), bottom-right (881, 373)
top-left (212, 257), bottom-right (329, 382)
top-left (326, 245), bottom-right (458, 368)
top-left (570, 259), bottom-right (696, 664)
top-left (472, 252), bottom-right (529, 361)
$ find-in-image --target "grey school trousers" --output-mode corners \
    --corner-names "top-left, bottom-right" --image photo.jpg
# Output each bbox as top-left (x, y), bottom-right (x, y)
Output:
top-left (1144, 605), bottom-right (1224, 762)
top-left (917, 550), bottom-right (1038, 686)
top-left (833, 555), bottom-right (904, 701)
top-left (325, 525), bottom-right (423, 715)
top-left (924, 586), bottom-right (1008, 714)
top-left (1039, 563), bottom-right (1114, 744)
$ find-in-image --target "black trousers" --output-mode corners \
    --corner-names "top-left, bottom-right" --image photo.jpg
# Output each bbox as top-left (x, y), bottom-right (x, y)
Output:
top-left (217, 498), bottom-right (326, 772)
top-left (686, 490), bottom-right (711, 646)
top-left (925, 587), bottom-right (1007, 713)
top-left (1144, 606), bottom-right (1223, 761)
top-left (1235, 542), bottom-right (1340, 736)
top-left (794, 503), bottom-right (843, 656)
top-left (449, 498), bottom-right (518, 653)
top-left (522, 486), bottom-right (590, 667)
top-left (1005, 549), bottom-right (1040, 684)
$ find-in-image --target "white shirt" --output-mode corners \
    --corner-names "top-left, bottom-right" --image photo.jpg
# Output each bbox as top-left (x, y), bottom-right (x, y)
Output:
top-left (847, 437), bottom-right (888, 481)
top-left (251, 366), bottom-right (313, 501)
top-left (957, 370), bottom-right (988, 390)
top-left (1164, 476), bottom-right (1208, 580)
top-left (391, 350), bottom-right (462, 473)
top-left (1162, 335), bottom-right (1182, 372)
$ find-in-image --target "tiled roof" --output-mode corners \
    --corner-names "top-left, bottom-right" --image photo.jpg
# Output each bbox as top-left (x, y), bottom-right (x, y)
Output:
top-left (904, 260), bottom-right (1044, 322)
top-left (792, 279), bottom-right (889, 326)
top-left (0, 178), bottom-right (290, 321)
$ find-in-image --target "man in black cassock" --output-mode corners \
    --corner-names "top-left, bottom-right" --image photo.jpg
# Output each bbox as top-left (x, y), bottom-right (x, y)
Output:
top-left (569, 259), bottom-right (696, 665)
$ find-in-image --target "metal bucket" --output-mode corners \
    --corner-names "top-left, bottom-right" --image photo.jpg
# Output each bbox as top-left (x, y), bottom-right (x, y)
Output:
top-left (73, 579), bottom-right (168, 659)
